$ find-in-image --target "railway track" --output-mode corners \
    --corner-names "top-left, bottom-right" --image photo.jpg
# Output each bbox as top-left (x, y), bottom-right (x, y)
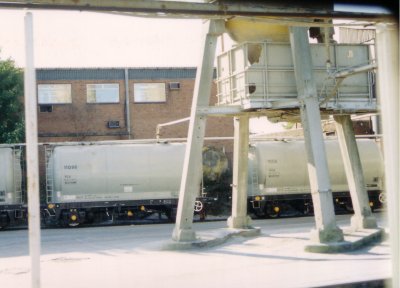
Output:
top-left (0, 209), bottom-right (385, 232)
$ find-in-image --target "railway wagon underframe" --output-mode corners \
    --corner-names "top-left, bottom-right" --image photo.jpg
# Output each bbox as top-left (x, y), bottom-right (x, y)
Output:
top-left (43, 197), bottom-right (212, 227)
top-left (44, 199), bottom-right (179, 226)
top-left (249, 190), bottom-right (384, 219)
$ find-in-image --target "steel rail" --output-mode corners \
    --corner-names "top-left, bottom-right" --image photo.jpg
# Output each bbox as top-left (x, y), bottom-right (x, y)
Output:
top-left (0, 0), bottom-right (394, 20)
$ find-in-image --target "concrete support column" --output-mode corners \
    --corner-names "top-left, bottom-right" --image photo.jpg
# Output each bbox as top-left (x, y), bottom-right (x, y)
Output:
top-left (24, 12), bottom-right (41, 288)
top-left (376, 23), bottom-right (399, 288)
top-left (334, 115), bottom-right (377, 230)
top-left (289, 26), bottom-right (343, 243)
top-left (227, 116), bottom-right (252, 229)
top-left (172, 20), bottom-right (224, 242)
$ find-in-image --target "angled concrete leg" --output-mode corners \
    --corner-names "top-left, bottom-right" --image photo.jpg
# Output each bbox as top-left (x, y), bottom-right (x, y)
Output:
top-left (172, 20), bottom-right (225, 242)
top-left (227, 116), bottom-right (252, 229)
top-left (334, 115), bottom-right (377, 230)
top-left (290, 26), bottom-right (343, 243)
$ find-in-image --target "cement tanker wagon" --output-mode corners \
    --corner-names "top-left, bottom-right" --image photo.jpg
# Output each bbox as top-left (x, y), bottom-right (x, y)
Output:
top-left (248, 139), bottom-right (384, 218)
top-left (44, 142), bottom-right (222, 226)
top-left (0, 147), bottom-right (25, 229)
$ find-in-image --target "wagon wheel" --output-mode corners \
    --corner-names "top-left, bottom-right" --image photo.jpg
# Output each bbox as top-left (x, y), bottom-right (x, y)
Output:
top-left (165, 208), bottom-right (176, 222)
top-left (254, 212), bottom-right (267, 219)
top-left (194, 200), bottom-right (204, 212)
top-left (378, 192), bottom-right (386, 204)
top-left (303, 203), bottom-right (313, 216)
top-left (345, 201), bottom-right (354, 213)
top-left (67, 212), bottom-right (80, 227)
top-left (0, 213), bottom-right (10, 229)
top-left (266, 205), bottom-right (280, 218)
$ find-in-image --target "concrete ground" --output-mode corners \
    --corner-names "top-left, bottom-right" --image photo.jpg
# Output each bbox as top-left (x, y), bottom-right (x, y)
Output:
top-left (0, 213), bottom-right (391, 288)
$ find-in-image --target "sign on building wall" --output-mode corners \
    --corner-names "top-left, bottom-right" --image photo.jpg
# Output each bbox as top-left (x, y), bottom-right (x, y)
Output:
top-left (38, 84), bottom-right (72, 104)
top-left (133, 83), bottom-right (166, 103)
top-left (87, 84), bottom-right (119, 103)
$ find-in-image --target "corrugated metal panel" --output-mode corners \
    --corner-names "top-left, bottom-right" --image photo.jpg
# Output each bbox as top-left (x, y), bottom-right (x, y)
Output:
top-left (128, 68), bottom-right (197, 79)
top-left (339, 27), bottom-right (376, 44)
top-left (36, 67), bottom-right (215, 81)
top-left (36, 69), bottom-right (125, 81)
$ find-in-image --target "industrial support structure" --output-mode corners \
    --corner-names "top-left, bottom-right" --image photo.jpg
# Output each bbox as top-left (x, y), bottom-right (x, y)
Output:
top-left (172, 20), bottom-right (379, 244)
top-left (9, 1), bottom-right (398, 287)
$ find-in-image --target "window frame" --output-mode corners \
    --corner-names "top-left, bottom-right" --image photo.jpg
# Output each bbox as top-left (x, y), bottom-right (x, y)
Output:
top-left (86, 83), bottom-right (120, 104)
top-left (37, 84), bottom-right (72, 105)
top-left (169, 82), bottom-right (181, 90)
top-left (133, 83), bottom-right (167, 103)
top-left (39, 105), bottom-right (53, 113)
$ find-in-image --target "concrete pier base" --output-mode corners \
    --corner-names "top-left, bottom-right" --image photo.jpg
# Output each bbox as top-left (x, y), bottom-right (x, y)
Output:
top-left (165, 227), bottom-right (261, 250)
top-left (306, 228), bottom-right (385, 253)
top-left (351, 215), bottom-right (378, 231)
top-left (172, 228), bottom-right (197, 242)
top-left (310, 226), bottom-right (346, 244)
top-left (227, 215), bottom-right (252, 229)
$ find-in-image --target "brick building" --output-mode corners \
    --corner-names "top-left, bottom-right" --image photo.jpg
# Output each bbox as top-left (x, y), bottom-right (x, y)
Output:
top-left (36, 67), bottom-right (234, 157)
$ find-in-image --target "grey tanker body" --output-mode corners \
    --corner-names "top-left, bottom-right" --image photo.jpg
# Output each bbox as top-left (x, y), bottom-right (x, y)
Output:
top-left (0, 147), bottom-right (25, 228)
top-left (248, 139), bottom-right (384, 217)
top-left (49, 143), bottom-right (186, 203)
top-left (44, 142), bottom-right (228, 226)
top-left (0, 139), bottom-right (385, 228)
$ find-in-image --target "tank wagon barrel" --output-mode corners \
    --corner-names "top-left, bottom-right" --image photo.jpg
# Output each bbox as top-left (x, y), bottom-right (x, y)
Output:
top-left (0, 146), bottom-right (26, 229)
top-left (43, 142), bottom-right (228, 227)
top-left (0, 138), bottom-right (385, 228)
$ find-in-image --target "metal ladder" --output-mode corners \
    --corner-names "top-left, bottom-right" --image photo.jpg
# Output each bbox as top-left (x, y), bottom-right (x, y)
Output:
top-left (12, 147), bottom-right (23, 205)
top-left (45, 146), bottom-right (54, 204)
top-left (248, 146), bottom-right (259, 195)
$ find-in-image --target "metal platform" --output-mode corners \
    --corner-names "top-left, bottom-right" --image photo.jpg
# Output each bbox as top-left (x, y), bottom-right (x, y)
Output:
top-left (216, 42), bottom-right (377, 114)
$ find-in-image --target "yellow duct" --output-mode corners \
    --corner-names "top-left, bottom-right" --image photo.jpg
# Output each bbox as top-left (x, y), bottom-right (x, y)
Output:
top-left (225, 18), bottom-right (290, 43)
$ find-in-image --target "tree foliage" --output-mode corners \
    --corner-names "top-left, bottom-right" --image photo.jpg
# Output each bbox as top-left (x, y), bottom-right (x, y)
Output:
top-left (0, 56), bottom-right (24, 143)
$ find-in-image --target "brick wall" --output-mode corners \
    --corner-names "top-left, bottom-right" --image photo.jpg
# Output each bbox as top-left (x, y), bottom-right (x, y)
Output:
top-left (37, 79), bottom-right (127, 141)
top-left (36, 69), bottom-right (234, 156)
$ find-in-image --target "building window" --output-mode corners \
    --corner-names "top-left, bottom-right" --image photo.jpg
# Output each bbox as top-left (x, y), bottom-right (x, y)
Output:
top-left (39, 105), bottom-right (53, 113)
top-left (134, 83), bottom-right (166, 103)
top-left (38, 84), bottom-right (72, 104)
top-left (87, 84), bottom-right (119, 103)
top-left (169, 82), bottom-right (181, 90)
top-left (107, 121), bottom-right (120, 128)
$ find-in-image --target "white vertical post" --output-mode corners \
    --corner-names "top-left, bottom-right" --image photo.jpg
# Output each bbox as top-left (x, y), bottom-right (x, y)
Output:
top-left (227, 116), bottom-right (252, 228)
top-left (24, 12), bottom-right (41, 288)
top-left (124, 68), bottom-right (131, 139)
top-left (376, 23), bottom-right (399, 288)
top-left (172, 20), bottom-right (224, 242)
top-left (289, 26), bottom-right (343, 243)
top-left (334, 115), bottom-right (377, 230)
